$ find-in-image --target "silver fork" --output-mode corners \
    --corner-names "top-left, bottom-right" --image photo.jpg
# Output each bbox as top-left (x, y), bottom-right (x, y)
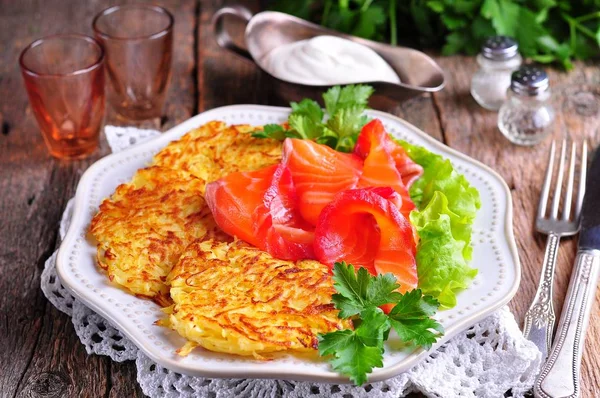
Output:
top-left (523, 139), bottom-right (587, 362)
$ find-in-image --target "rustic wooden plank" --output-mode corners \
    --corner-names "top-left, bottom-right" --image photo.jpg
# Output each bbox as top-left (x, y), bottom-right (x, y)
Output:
top-left (197, 0), bottom-right (286, 112)
top-left (0, 0), bottom-right (109, 394)
top-left (15, 306), bottom-right (109, 398)
top-left (432, 55), bottom-right (600, 397)
top-left (107, 361), bottom-right (146, 398)
top-left (3, 0), bottom-right (598, 395)
top-left (157, 0), bottom-right (199, 129)
top-left (103, 0), bottom-right (199, 131)
top-left (388, 93), bottom-right (444, 143)
top-left (0, 0), bottom-right (197, 396)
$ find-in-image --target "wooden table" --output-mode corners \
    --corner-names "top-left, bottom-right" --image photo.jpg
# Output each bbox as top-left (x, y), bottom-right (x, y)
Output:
top-left (1, 1), bottom-right (599, 396)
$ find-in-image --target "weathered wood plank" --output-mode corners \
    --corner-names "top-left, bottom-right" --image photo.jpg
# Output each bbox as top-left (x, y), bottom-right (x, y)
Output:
top-left (15, 305), bottom-right (109, 398)
top-left (2, 0), bottom-right (599, 395)
top-left (107, 361), bottom-right (146, 398)
top-left (197, 0), bottom-right (286, 112)
top-left (388, 93), bottom-right (444, 143)
top-left (158, 0), bottom-right (199, 129)
top-left (104, 0), bottom-right (199, 131)
top-left (432, 55), bottom-right (600, 397)
top-left (0, 0), bottom-right (110, 394)
top-left (0, 0), bottom-right (197, 396)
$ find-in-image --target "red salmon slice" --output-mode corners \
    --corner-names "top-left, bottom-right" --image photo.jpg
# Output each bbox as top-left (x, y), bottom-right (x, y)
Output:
top-left (282, 138), bottom-right (362, 226)
top-left (354, 120), bottom-right (416, 218)
top-left (255, 164), bottom-right (315, 260)
top-left (312, 210), bottom-right (381, 275)
top-left (314, 187), bottom-right (418, 293)
top-left (205, 165), bottom-right (277, 247)
top-left (355, 119), bottom-right (423, 189)
top-left (205, 164), bottom-right (315, 260)
top-left (390, 147), bottom-right (423, 189)
top-left (358, 141), bottom-right (415, 218)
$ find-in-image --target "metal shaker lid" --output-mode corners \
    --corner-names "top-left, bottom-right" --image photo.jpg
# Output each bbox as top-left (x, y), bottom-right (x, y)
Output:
top-left (482, 36), bottom-right (519, 61)
top-left (510, 65), bottom-right (549, 96)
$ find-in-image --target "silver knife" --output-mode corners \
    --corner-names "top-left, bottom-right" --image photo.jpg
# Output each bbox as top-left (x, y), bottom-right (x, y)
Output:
top-left (534, 144), bottom-right (600, 398)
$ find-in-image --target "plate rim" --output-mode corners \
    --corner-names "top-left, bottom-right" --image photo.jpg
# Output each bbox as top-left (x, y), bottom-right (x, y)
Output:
top-left (56, 104), bottom-right (521, 383)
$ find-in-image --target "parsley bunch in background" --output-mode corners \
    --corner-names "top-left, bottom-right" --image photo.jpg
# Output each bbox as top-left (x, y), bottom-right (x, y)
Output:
top-left (318, 262), bottom-right (443, 385)
top-left (253, 84), bottom-right (373, 152)
top-left (268, 0), bottom-right (600, 70)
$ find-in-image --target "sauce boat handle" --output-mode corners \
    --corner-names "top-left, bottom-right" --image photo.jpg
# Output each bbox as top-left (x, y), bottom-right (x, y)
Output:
top-left (212, 5), bottom-right (254, 62)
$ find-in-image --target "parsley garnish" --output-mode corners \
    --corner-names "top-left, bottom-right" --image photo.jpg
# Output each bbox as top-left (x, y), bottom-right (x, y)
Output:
top-left (251, 124), bottom-right (288, 140)
top-left (252, 85), bottom-right (374, 153)
top-left (270, 0), bottom-right (600, 70)
top-left (318, 262), bottom-right (444, 386)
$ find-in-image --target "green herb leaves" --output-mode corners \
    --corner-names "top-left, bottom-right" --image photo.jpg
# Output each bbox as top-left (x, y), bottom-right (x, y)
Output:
top-left (388, 290), bottom-right (445, 348)
top-left (331, 263), bottom-right (402, 318)
top-left (251, 124), bottom-right (288, 140)
top-left (271, 0), bottom-right (600, 70)
top-left (291, 97), bottom-right (324, 122)
top-left (318, 262), bottom-right (443, 385)
top-left (252, 85), bottom-right (373, 152)
top-left (322, 84), bottom-right (373, 115)
top-left (318, 328), bottom-right (385, 387)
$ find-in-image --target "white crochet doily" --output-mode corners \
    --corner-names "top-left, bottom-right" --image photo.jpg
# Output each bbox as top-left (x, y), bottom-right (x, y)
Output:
top-left (41, 125), bottom-right (541, 398)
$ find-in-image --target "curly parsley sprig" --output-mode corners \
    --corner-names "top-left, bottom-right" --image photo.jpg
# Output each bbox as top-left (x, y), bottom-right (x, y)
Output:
top-left (270, 0), bottom-right (600, 70)
top-left (252, 85), bottom-right (373, 153)
top-left (318, 262), bottom-right (444, 386)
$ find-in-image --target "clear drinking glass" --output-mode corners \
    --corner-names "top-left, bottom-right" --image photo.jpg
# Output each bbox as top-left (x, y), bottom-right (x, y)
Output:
top-left (19, 34), bottom-right (105, 159)
top-left (93, 4), bottom-right (173, 120)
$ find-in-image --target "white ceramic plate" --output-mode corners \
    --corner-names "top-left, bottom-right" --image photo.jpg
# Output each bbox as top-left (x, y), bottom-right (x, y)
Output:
top-left (57, 105), bottom-right (520, 383)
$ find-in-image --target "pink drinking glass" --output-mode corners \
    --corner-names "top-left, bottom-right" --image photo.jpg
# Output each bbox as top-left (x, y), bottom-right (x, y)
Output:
top-left (93, 4), bottom-right (174, 120)
top-left (20, 34), bottom-right (105, 159)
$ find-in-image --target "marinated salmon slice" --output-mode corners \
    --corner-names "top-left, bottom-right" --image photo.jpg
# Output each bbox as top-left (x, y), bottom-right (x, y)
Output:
top-left (282, 138), bottom-right (363, 226)
top-left (314, 187), bottom-right (418, 293)
top-left (389, 146), bottom-right (423, 189)
top-left (355, 119), bottom-right (420, 218)
top-left (358, 139), bottom-right (414, 218)
top-left (255, 164), bottom-right (315, 260)
top-left (355, 119), bottom-right (423, 189)
top-left (205, 165), bottom-right (277, 247)
top-left (206, 120), bottom-right (423, 268)
top-left (205, 164), bottom-right (315, 260)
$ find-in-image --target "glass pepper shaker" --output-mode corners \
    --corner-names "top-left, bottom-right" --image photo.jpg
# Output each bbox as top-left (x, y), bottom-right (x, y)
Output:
top-left (498, 66), bottom-right (555, 146)
top-left (471, 36), bottom-right (522, 110)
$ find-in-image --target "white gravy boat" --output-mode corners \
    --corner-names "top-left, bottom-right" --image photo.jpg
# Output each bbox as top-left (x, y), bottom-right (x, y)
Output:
top-left (213, 5), bottom-right (446, 107)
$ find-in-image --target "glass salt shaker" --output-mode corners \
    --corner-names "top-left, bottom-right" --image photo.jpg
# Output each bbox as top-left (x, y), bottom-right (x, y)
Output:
top-left (498, 66), bottom-right (555, 146)
top-left (471, 36), bottom-right (522, 110)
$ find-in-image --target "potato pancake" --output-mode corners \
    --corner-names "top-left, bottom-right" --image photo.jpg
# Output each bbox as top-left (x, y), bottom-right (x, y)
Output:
top-left (162, 239), bottom-right (350, 358)
top-left (153, 121), bottom-right (282, 186)
top-left (90, 166), bottom-right (227, 306)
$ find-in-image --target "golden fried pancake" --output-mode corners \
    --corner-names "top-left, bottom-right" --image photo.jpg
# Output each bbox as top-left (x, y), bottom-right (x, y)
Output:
top-left (90, 166), bottom-right (227, 305)
top-left (162, 239), bottom-right (350, 358)
top-left (153, 121), bottom-right (282, 187)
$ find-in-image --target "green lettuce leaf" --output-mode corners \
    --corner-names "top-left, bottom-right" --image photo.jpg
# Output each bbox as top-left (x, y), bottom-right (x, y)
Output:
top-left (398, 141), bottom-right (481, 220)
top-left (397, 140), bottom-right (480, 308)
top-left (409, 192), bottom-right (478, 308)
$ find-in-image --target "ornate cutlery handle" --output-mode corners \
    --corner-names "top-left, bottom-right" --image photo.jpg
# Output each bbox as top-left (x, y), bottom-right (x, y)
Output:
top-left (534, 250), bottom-right (600, 398)
top-left (523, 233), bottom-right (560, 362)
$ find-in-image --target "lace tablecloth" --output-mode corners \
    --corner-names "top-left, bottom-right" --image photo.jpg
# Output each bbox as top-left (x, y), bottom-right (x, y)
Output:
top-left (41, 126), bottom-right (541, 398)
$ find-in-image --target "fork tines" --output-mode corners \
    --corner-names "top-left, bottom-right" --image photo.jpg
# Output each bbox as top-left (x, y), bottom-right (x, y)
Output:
top-left (537, 139), bottom-right (587, 228)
